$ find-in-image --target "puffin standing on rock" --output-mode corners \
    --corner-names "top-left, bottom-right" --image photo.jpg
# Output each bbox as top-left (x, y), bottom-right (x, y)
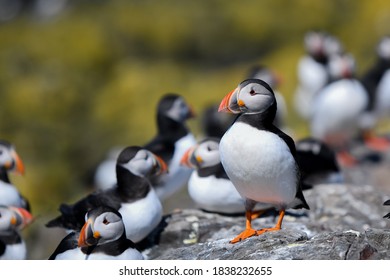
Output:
top-left (218, 79), bottom-right (310, 244)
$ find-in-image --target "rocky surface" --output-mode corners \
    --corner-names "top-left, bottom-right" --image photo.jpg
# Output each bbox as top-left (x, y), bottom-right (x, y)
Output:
top-left (140, 149), bottom-right (390, 260)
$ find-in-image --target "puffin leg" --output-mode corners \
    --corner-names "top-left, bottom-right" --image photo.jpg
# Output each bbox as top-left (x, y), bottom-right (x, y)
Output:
top-left (229, 210), bottom-right (258, 244)
top-left (251, 209), bottom-right (266, 220)
top-left (256, 209), bottom-right (285, 235)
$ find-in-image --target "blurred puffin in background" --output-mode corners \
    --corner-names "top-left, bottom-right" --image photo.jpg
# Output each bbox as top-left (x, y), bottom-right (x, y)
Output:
top-left (0, 140), bottom-right (29, 211)
top-left (360, 35), bottom-right (390, 150)
top-left (144, 93), bottom-right (197, 201)
top-left (92, 93), bottom-right (196, 203)
top-left (294, 30), bottom-right (344, 120)
top-left (310, 53), bottom-right (370, 166)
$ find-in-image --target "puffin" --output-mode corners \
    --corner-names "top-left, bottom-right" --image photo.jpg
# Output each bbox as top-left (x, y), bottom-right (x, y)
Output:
top-left (294, 31), bottom-right (343, 120)
top-left (0, 140), bottom-right (29, 211)
top-left (46, 146), bottom-right (168, 244)
top-left (360, 35), bottom-right (390, 150)
top-left (218, 79), bottom-right (310, 244)
top-left (0, 205), bottom-right (33, 260)
top-left (384, 199), bottom-right (390, 219)
top-left (180, 138), bottom-right (272, 215)
top-left (49, 206), bottom-right (144, 260)
top-left (310, 53), bottom-right (370, 166)
top-left (144, 93), bottom-right (197, 201)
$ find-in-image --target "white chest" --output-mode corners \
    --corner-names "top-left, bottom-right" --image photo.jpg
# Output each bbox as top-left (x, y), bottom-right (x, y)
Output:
top-left (220, 122), bottom-right (297, 206)
top-left (0, 181), bottom-right (23, 207)
top-left (0, 240), bottom-right (26, 260)
top-left (188, 172), bottom-right (245, 214)
top-left (118, 189), bottom-right (162, 243)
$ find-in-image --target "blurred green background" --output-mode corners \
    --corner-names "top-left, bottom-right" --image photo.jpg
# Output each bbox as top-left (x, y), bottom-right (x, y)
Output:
top-left (1, 0), bottom-right (389, 259)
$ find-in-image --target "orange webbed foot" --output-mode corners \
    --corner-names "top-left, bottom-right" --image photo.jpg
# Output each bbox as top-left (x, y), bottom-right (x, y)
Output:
top-left (255, 227), bottom-right (282, 235)
top-left (229, 228), bottom-right (258, 244)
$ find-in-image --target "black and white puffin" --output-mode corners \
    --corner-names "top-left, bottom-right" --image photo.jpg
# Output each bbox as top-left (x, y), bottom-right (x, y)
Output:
top-left (360, 35), bottom-right (390, 150)
top-left (144, 93), bottom-right (197, 201)
top-left (310, 53), bottom-right (370, 166)
top-left (181, 138), bottom-right (272, 215)
top-left (218, 79), bottom-right (310, 244)
top-left (49, 206), bottom-right (144, 260)
top-left (0, 205), bottom-right (33, 260)
top-left (46, 146), bottom-right (168, 244)
top-left (294, 31), bottom-right (343, 120)
top-left (0, 140), bottom-right (29, 211)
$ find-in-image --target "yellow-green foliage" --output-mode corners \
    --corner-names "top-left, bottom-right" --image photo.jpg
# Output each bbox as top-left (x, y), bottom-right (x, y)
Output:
top-left (1, 0), bottom-right (390, 258)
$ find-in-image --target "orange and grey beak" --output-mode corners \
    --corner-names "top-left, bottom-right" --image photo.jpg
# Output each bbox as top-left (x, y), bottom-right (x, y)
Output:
top-left (153, 154), bottom-right (169, 175)
top-left (4, 149), bottom-right (25, 175)
top-left (10, 207), bottom-right (33, 230)
top-left (180, 146), bottom-right (196, 168)
top-left (78, 218), bottom-right (100, 247)
top-left (218, 87), bottom-right (241, 114)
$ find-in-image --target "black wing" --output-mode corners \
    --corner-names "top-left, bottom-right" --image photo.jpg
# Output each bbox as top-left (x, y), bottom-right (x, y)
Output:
top-left (271, 125), bottom-right (310, 210)
top-left (46, 191), bottom-right (122, 231)
top-left (48, 231), bottom-right (79, 260)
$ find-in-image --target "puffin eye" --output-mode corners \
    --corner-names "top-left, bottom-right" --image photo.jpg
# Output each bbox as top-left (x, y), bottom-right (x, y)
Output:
top-left (249, 89), bottom-right (256, 96)
top-left (103, 218), bottom-right (109, 225)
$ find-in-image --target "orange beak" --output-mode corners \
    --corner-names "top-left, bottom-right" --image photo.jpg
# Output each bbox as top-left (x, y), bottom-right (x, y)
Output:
top-left (154, 154), bottom-right (169, 175)
top-left (10, 207), bottom-right (33, 229)
top-left (12, 149), bottom-right (25, 175)
top-left (78, 218), bottom-right (98, 247)
top-left (180, 146), bottom-right (196, 168)
top-left (4, 149), bottom-right (25, 175)
top-left (218, 87), bottom-right (240, 114)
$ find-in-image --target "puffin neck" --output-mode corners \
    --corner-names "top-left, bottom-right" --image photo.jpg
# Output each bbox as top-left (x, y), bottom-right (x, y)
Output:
top-left (198, 163), bottom-right (229, 179)
top-left (82, 232), bottom-right (134, 256)
top-left (237, 101), bottom-right (277, 129)
top-left (0, 167), bottom-right (10, 183)
top-left (116, 165), bottom-right (150, 201)
top-left (0, 230), bottom-right (22, 244)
